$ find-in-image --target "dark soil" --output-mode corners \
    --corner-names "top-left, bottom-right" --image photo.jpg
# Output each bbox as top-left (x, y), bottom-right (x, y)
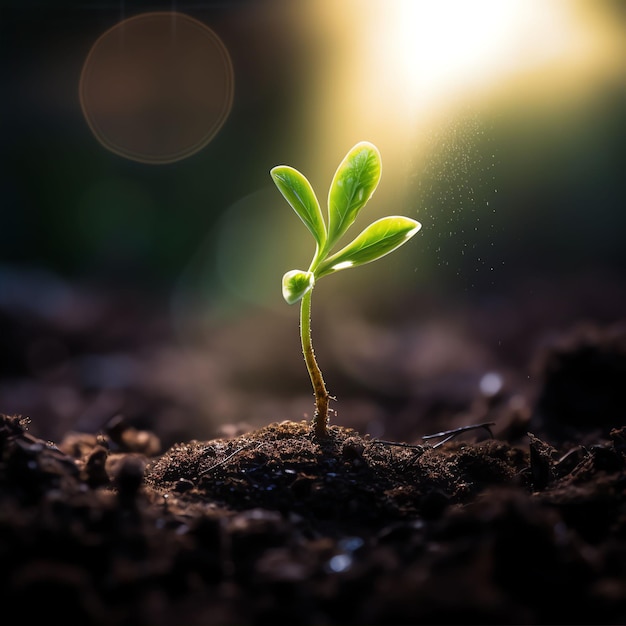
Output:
top-left (2, 273), bottom-right (626, 625)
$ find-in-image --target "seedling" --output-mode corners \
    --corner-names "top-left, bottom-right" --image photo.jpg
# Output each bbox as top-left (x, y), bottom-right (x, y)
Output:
top-left (271, 141), bottom-right (421, 437)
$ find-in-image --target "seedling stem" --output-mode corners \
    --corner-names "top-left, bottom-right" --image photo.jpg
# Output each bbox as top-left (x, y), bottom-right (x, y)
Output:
top-left (300, 289), bottom-right (330, 437)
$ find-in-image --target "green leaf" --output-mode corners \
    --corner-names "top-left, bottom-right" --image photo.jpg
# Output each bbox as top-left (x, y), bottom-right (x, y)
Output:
top-left (327, 142), bottom-right (381, 249)
top-left (316, 216), bottom-right (421, 278)
top-left (282, 269), bottom-right (315, 304)
top-left (271, 166), bottom-right (326, 249)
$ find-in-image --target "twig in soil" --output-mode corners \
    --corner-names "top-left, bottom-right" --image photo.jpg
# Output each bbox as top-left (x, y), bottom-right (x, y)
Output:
top-left (198, 443), bottom-right (263, 476)
top-left (422, 422), bottom-right (496, 448)
top-left (371, 440), bottom-right (426, 452)
top-left (372, 422), bottom-right (496, 452)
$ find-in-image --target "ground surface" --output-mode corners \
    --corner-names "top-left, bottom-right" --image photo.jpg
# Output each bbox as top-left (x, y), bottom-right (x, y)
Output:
top-left (1, 269), bottom-right (626, 625)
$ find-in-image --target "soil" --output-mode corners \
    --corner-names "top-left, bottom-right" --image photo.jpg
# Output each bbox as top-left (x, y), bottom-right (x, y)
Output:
top-left (2, 272), bottom-right (626, 625)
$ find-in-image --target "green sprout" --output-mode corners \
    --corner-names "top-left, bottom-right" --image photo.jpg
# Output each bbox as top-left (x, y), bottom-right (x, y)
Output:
top-left (271, 141), bottom-right (421, 438)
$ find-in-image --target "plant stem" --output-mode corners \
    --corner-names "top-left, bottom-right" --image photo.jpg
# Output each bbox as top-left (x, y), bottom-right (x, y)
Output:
top-left (299, 289), bottom-right (330, 437)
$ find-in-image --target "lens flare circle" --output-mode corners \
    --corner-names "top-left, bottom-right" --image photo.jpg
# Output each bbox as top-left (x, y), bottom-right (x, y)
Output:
top-left (80, 12), bottom-right (234, 164)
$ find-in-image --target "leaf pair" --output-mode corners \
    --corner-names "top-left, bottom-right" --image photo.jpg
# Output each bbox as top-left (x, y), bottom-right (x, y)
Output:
top-left (271, 141), bottom-right (421, 304)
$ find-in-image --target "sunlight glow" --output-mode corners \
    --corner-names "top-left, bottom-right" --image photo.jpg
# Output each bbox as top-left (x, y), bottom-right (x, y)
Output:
top-left (376, 0), bottom-right (579, 108)
top-left (300, 0), bottom-right (624, 181)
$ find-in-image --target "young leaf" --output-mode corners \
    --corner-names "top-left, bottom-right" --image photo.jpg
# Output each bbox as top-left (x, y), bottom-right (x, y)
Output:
top-left (327, 142), bottom-right (381, 249)
top-left (282, 269), bottom-right (315, 305)
top-left (271, 166), bottom-right (327, 249)
top-left (316, 216), bottom-right (421, 278)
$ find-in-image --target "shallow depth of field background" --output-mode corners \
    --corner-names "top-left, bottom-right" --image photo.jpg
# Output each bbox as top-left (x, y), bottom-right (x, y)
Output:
top-left (1, 0), bottom-right (625, 441)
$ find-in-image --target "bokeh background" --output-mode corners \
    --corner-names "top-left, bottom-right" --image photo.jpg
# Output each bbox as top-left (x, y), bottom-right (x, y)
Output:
top-left (1, 0), bottom-right (625, 446)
